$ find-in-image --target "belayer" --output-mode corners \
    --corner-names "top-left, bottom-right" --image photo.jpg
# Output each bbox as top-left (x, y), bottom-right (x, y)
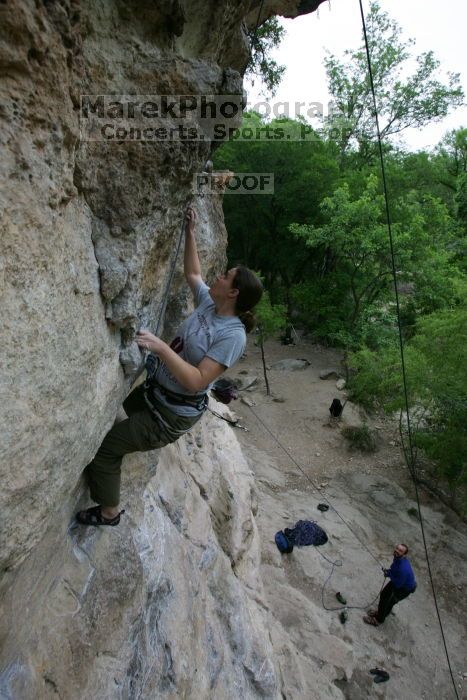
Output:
top-left (76, 207), bottom-right (263, 526)
top-left (363, 543), bottom-right (417, 626)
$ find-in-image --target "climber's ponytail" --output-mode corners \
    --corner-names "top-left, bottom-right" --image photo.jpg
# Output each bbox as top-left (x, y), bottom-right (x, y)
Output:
top-left (232, 266), bottom-right (263, 334)
top-left (238, 310), bottom-right (257, 334)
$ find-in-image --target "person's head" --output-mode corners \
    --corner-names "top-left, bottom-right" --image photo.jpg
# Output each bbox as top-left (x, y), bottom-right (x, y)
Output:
top-left (394, 543), bottom-right (409, 558)
top-left (231, 265), bottom-right (263, 333)
top-left (209, 266), bottom-right (263, 333)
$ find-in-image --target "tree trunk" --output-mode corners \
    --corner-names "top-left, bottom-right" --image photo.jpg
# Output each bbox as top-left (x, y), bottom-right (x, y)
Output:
top-left (259, 329), bottom-right (270, 395)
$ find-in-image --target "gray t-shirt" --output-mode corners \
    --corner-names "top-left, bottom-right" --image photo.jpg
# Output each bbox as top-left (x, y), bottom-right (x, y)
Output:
top-left (150, 280), bottom-right (246, 416)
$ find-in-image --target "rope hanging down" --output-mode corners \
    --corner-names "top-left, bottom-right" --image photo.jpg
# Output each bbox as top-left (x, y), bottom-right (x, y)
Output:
top-left (244, 402), bottom-right (385, 612)
top-left (155, 0), bottom-right (266, 336)
top-left (154, 203), bottom-right (190, 337)
top-left (248, 0), bottom-right (267, 64)
top-left (357, 1), bottom-right (459, 697)
top-left (152, 0), bottom-right (265, 336)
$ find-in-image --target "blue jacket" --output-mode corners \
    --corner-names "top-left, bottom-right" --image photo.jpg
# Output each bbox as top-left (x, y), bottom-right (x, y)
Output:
top-left (388, 556), bottom-right (416, 592)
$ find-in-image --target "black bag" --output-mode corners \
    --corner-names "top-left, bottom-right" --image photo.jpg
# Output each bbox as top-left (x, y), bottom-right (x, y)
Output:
top-left (285, 520), bottom-right (328, 547)
top-left (329, 398), bottom-right (344, 417)
top-left (275, 530), bottom-right (294, 553)
top-left (211, 378), bottom-right (239, 404)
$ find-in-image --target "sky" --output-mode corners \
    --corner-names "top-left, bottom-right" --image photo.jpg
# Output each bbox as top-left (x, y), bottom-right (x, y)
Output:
top-left (245, 0), bottom-right (467, 151)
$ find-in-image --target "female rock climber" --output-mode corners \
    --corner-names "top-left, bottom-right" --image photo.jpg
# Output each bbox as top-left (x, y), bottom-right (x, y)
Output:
top-left (76, 206), bottom-right (263, 526)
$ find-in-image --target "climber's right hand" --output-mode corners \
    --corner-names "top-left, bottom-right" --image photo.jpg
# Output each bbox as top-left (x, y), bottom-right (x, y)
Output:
top-left (185, 206), bottom-right (196, 234)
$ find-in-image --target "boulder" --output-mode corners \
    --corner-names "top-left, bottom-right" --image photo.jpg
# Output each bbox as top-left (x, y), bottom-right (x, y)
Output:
top-left (235, 374), bottom-right (259, 390)
top-left (320, 368), bottom-right (340, 380)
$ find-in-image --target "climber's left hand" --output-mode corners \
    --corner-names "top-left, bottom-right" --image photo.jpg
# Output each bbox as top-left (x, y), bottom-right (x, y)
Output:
top-left (136, 330), bottom-right (164, 354)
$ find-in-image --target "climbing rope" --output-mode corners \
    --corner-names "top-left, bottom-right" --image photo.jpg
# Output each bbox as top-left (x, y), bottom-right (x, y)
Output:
top-left (317, 547), bottom-right (385, 612)
top-left (247, 403), bottom-right (382, 565)
top-left (152, 1), bottom-right (266, 336)
top-left (358, 1), bottom-right (459, 696)
top-left (244, 402), bottom-right (386, 612)
top-left (148, 0), bottom-right (265, 339)
top-left (153, 202), bottom-right (190, 337)
top-left (248, 0), bottom-right (267, 64)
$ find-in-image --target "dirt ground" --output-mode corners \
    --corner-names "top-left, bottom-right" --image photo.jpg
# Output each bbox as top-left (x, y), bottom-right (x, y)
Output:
top-left (224, 335), bottom-right (467, 700)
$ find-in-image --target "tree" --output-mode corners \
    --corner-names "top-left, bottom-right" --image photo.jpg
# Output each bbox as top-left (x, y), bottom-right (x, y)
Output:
top-left (290, 176), bottom-right (395, 328)
top-left (455, 172), bottom-right (467, 234)
top-left (214, 114), bottom-right (340, 303)
top-left (289, 175), bottom-right (460, 344)
top-left (255, 291), bottom-right (287, 395)
top-left (348, 305), bottom-right (467, 507)
top-left (246, 17), bottom-right (286, 95)
top-left (324, 2), bottom-right (464, 161)
top-left (437, 127), bottom-right (467, 182)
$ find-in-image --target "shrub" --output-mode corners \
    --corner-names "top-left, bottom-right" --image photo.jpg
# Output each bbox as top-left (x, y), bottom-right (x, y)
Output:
top-left (341, 424), bottom-right (378, 452)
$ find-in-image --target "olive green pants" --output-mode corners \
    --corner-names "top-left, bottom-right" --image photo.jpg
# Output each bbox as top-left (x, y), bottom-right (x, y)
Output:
top-left (85, 385), bottom-right (202, 507)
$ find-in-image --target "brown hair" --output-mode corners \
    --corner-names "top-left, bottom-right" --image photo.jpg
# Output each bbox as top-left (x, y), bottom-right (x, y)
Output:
top-left (400, 543), bottom-right (409, 555)
top-left (232, 266), bottom-right (263, 333)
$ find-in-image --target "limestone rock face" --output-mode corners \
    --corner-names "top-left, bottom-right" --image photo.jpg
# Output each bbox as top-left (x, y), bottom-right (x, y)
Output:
top-left (0, 410), bottom-right (277, 699)
top-left (0, 0), bottom-right (326, 696)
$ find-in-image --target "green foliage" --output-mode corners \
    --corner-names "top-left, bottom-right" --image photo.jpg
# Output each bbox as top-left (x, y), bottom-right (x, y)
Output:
top-left (347, 344), bottom-right (404, 412)
top-left (348, 306), bottom-right (467, 489)
top-left (324, 1), bottom-right (464, 161)
top-left (214, 113), bottom-right (339, 297)
top-left (437, 127), bottom-right (467, 181)
top-left (254, 288), bottom-right (287, 396)
top-left (455, 172), bottom-right (467, 232)
top-left (290, 278), bottom-right (356, 346)
top-left (213, 3), bottom-right (466, 504)
top-left (289, 174), bottom-right (463, 343)
top-left (246, 18), bottom-right (286, 95)
top-left (356, 305), bottom-right (399, 350)
top-left (341, 425), bottom-right (378, 453)
top-left (255, 290), bottom-right (287, 340)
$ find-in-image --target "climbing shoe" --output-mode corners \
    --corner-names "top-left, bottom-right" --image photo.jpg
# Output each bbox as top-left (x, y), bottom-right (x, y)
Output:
top-left (339, 610), bottom-right (348, 624)
top-left (336, 591), bottom-right (347, 605)
top-left (363, 615), bottom-right (380, 626)
top-left (76, 505), bottom-right (125, 527)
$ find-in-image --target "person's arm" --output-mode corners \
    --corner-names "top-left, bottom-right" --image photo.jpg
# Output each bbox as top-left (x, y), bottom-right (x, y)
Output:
top-left (184, 206), bottom-right (203, 295)
top-left (387, 559), bottom-right (404, 587)
top-left (136, 330), bottom-right (225, 392)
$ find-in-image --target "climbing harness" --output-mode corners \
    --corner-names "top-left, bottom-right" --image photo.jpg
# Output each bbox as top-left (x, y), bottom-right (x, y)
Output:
top-left (358, 2), bottom-right (459, 696)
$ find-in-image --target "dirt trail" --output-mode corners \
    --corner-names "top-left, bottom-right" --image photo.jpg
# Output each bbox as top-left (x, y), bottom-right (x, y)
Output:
top-left (225, 336), bottom-right (467, 700)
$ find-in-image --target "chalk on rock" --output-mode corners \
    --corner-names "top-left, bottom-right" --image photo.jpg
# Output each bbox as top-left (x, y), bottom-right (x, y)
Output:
top-left (336, 378), bottom-right (346, 390)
